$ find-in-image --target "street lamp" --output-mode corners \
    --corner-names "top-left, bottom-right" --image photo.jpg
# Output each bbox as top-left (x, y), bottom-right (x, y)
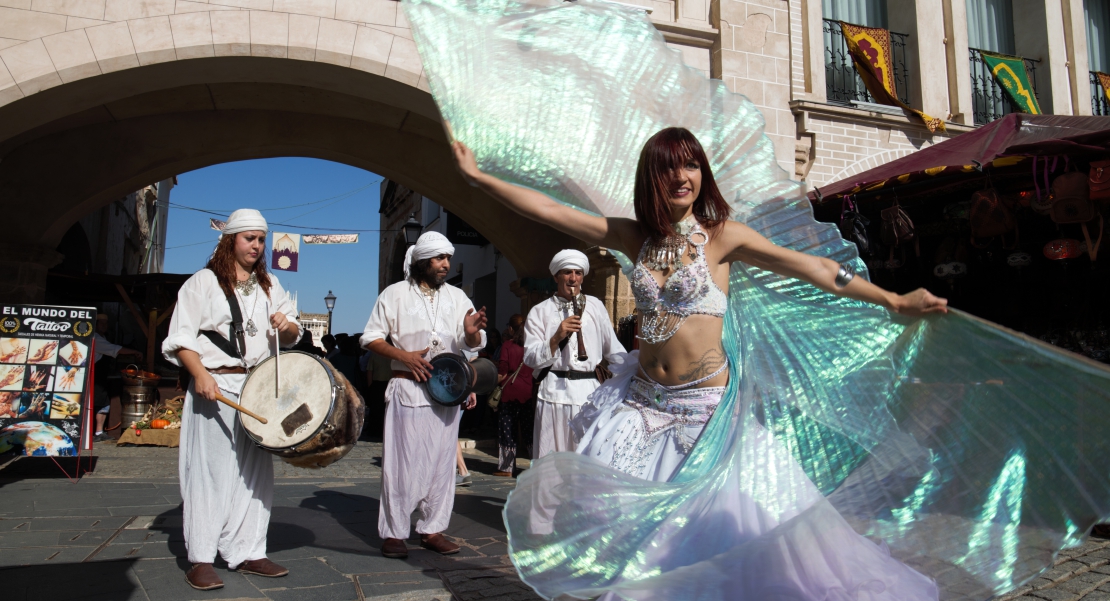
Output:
top-left (401, 213), bottom-right (422, 246)
top-left (324, 290), bottom-right (337, 335)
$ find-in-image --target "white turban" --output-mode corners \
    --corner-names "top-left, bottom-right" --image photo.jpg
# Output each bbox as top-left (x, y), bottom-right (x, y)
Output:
top-left (549, 249), bottom-right (589, 276)
top-left (222, 209), bottom-right (268, 236)
top-left (404, 231), bottom-right (455, 280)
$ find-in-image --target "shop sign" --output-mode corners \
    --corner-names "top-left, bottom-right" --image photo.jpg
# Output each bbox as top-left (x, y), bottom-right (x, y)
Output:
top-left (0, 304), bottom-right (96, 456)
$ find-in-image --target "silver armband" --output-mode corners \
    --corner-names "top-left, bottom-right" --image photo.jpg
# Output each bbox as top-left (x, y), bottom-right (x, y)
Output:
top-left (834, 263), bottom-right (856, 288)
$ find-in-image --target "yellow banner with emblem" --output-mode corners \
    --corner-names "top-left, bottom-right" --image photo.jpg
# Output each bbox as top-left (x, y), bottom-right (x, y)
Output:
top-left (838, 21), bottom-right (945, 133)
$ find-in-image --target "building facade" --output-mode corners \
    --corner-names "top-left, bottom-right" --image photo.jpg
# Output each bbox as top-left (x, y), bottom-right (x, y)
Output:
top-left (299, 312), bottom-right (330, 349)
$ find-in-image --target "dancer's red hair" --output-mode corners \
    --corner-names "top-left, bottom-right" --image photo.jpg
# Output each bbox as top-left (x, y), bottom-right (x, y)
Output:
top-left (633, 127), bottom-right (731, 240)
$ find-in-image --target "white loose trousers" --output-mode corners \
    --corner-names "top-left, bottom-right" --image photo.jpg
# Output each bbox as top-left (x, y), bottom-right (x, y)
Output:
top-left (378, 379), bottom-right (462, 540)
top-left (533, 399), bottom-right (580, 460)
top-left (179, 379), bottom-right (274, 567)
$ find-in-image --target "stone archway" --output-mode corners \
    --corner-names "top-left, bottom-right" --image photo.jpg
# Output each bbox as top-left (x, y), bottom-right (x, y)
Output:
top-left (0, 3), bottom-right (581, 301)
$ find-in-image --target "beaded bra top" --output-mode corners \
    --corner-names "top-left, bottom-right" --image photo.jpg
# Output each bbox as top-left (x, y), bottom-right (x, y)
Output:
top-left (629, 221), bottom-right (728, 343)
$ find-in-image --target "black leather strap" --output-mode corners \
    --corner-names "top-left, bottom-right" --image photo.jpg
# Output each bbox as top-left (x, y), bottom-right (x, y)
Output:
top-left (549, 370), bottom-right (597, 381)
top-left (200, 290), bottom-right (246, 360)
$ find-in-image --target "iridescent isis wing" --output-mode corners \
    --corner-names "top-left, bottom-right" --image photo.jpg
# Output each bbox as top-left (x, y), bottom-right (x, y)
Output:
top-left (405, 1), bottom-right (1110, 599)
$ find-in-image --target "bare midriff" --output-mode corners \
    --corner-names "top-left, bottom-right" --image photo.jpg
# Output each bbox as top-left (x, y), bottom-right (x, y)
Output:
top-left (636, 313), bottom-right (728, 388)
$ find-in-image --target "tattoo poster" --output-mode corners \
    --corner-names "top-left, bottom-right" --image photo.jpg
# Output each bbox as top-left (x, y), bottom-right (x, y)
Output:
top-left (0, 304), bottom-right (96, 456)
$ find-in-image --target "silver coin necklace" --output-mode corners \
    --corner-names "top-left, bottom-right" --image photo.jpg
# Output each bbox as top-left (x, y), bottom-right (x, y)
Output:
top-left (235, 274), bottom-right (260, 337)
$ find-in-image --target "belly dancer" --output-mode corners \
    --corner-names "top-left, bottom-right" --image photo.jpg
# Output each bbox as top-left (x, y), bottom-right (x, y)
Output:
top-left (452, 128), bottom-right (947, 600)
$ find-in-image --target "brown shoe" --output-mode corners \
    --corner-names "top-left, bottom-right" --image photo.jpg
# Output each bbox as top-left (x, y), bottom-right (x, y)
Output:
top-left (381, 537), bottom-right (409, 558)
top-left (493, 471), bottom-right (514, 477)
top-left (420, 533), bottom-right (460, 555)
top-left (235, 558), bottom-right (288, 577)
top-left (185, 563), bottom-right (224, 590)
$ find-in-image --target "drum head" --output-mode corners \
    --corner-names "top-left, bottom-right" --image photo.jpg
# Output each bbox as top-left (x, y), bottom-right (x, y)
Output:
top-left (239, 351), bottom-right (335, 449)
top-left (427, 354), bottom-right (472, 406)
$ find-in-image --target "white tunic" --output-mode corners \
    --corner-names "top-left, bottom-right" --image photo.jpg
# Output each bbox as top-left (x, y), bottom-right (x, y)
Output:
top-left (523, 295), bottom-right (626, 406)
top-left (162, 269), bottom-right (298, 567)
top-left (359, 280), bottom-right (485, 540)
top-left (360, 281), bottom-right (486, 407)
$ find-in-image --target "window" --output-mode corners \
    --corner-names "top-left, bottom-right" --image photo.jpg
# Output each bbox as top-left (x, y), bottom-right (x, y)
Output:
top-left (822, 1), bottom-right (911, 108)
top-left (966, 0), bottom-right (1040, 124)
top-left (1087, 0), bottom-right (1110, 115)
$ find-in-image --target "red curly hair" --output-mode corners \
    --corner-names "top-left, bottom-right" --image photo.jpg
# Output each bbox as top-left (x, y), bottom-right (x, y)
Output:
top-left (206, 233), bottom-right (273, 298)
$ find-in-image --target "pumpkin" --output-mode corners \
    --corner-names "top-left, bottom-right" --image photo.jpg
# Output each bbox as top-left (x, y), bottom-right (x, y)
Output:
top-left (150, 419), bottom-right (170, 430)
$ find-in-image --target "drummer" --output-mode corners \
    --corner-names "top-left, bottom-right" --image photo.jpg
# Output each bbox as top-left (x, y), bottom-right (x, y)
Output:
top-left (163, 209), bottom-right (299, 591)
top-left (360, 231), bottom-right (487, 559)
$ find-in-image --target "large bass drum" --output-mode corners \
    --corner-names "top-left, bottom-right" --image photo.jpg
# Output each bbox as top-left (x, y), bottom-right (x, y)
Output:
top-left (238, 351), bottom-right (364, 468)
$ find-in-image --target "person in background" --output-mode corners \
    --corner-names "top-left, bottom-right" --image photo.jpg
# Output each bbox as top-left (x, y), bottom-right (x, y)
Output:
top-left (292, 330), bottom-right (325, 357)
top-left (362, 341), bottom-right (393, 440)
top-left (523, 250), bottom-right (627, 460)
top-left (321, 334), bottom-right (336, 358)
top-left (494, 314), bottom-right (534, 477)
top-left (329, 335), bottom-right (363, 394)
top-left (92, 313), bottom-right (143, 441)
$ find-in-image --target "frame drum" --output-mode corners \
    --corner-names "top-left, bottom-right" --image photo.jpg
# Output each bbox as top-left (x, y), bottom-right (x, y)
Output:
top-left (239, 351), bottom-right (339, 452)
top-left (426, 354), bottom-right (499, 406)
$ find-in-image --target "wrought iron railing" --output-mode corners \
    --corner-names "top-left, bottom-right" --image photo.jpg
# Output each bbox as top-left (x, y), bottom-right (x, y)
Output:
top-left (969, 48), bottom-right (1039, 125)
top-left (1092, 71), bottom-right (1110, 116)
top-left (823, 19), bottom-right (910, 106)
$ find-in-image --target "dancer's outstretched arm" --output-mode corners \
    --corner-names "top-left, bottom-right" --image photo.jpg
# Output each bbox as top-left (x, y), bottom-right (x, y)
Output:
top-left (452, 141), bottom-right (642, 255)
top-left (718, 221), bottom-right (948, 317)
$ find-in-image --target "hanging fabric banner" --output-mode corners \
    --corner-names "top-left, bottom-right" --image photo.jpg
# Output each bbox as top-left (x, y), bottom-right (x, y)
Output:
top-left (979, 50), bottom-right (1042, 114)
top-left (1096, 72), bottom-right (1110, 103)
top-left (209, 218), bottom-right (226, 231)
top-left (271, 232), bottom-right (300, 272)
top-left (303, 234), bottom-right (359, 244)
top-left (838, 21), bottom-right (946, 132)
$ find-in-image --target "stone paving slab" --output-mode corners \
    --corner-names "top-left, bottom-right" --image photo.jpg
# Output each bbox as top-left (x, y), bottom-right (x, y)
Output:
top-left (3, 440), bottom-right (1110, 600)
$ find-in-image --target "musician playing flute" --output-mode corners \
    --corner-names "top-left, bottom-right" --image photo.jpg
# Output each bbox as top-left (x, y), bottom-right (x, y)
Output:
top-left (360, 231), bottom-right (487, 559)
top-left (524, 250), bottom-right (626, 460)
top-left (162, 209), bottom-right (300, 591)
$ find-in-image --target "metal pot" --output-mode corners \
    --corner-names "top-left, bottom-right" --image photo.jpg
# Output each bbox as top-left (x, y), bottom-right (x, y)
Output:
top-left (121, 365), bottom-right (161, 387)
top-left (121, 385), bottom-right (157, 427)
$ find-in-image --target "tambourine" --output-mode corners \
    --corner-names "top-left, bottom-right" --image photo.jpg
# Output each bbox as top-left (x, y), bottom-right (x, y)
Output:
top-left (426, 354), bottom-right (498, 406)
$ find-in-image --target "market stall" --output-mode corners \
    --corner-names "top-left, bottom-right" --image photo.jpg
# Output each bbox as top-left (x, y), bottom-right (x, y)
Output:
top-left (809, 114), bottom-right (1110, 362)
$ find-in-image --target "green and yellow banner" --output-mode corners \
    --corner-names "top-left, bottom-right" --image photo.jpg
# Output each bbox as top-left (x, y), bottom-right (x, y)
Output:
top-left (979, 51), bottom-right (1042, 114)
top-left (839, 21), bottom-right (946, 132)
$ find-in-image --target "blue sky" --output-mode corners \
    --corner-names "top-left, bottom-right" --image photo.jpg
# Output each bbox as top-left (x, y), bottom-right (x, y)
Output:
top-left (163, 158), bottom-right (383, 336)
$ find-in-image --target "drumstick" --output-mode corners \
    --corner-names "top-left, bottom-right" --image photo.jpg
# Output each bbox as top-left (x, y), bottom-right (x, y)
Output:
top-left (214, 393), bottom-right (269, 424)
top-left (270, 297), bottom-right (280, 399)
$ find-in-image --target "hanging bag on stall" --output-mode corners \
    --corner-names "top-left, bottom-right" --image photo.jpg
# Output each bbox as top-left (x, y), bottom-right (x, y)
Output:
top-left (969, 188), bottom-right (1018, 249)
top-left (839, 196), bottom-right (871, 256)
top-left (880, 198), bottom-right (919, 268)
top-left (1089, 159), bottom-right (1110, 204)
top-left (1050, 171), bottom-right (1103, 260)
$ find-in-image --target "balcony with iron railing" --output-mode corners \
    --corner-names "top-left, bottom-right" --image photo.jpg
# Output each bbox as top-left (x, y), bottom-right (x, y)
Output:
top-left (969, 48), bottom-right (1039, 125)
top-left (1092, 71), bottom-right (1110, 116)
top-left (823, 18), bottom-right (910, 107)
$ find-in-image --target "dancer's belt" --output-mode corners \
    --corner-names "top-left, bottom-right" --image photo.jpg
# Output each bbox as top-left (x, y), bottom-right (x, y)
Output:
top-left (208, 366), bottom-right (248, 375)
top-left (549, 370), bottom-right (597, 381)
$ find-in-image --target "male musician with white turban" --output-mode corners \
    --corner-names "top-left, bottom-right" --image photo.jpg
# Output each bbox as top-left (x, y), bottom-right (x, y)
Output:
top-left (163, 209), bottom-right (300, 590)
top-left (361, 231), bottom-right (487, 559)
top-left (524, 249), bottom-right (626, 460)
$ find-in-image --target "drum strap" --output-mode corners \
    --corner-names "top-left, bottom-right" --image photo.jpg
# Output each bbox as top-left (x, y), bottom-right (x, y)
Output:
top-left (199, 291), bottom-right (247, 361)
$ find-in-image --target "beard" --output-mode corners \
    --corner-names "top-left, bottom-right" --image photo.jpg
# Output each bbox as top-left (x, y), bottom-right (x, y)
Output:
top-left (413, 260), bottom-right (448, 289)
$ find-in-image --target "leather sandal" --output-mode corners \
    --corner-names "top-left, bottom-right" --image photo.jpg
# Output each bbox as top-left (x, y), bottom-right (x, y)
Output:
top-left (420, 533), bottom-right (460, 555)
top-left (235, 558), bottom-right (288, 577)
top-left (381, 537), bottom-right (409, 558)
top-left (185, 563), bottom-right (224, 590)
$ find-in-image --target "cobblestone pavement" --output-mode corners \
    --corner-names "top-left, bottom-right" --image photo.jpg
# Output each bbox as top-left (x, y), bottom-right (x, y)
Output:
top-left (0, 439), bottom-right (539, 601)
top-left (1, 440), bottom-right (1108, 601)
